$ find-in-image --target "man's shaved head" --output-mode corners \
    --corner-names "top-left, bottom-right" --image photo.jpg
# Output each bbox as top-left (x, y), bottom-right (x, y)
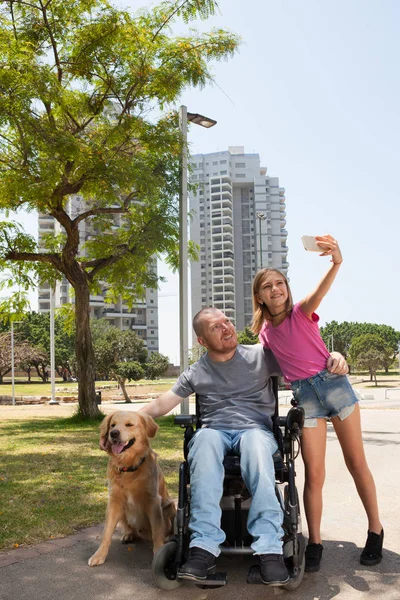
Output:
top-left (193, 307), bottom-right (224, 337)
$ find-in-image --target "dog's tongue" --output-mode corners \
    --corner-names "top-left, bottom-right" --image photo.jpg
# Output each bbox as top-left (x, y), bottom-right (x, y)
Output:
top-left (111, 442), bottom-right (126, 455)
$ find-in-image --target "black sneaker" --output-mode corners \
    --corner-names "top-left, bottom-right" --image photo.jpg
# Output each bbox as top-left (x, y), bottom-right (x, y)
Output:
top-left (305, 543), bottom-right (323, 572)
top-left (178, 547), bottom-right (216, 581)
top-left (360, 529), bottom-right (384, 566)
top-left (259, 554), bottom-right (290, 586)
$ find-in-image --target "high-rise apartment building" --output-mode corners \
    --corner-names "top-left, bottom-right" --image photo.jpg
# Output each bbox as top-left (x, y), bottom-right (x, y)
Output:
top-left (37, 195), bottom-right (159, 353)
top-left (189, 146), bottom-right (288, 331)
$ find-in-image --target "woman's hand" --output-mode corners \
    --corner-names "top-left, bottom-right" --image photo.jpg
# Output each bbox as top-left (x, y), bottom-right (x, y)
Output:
top-left (315, 234), bottom-right (343, 265)
top-left (327, 352), bottom-right (349, 375)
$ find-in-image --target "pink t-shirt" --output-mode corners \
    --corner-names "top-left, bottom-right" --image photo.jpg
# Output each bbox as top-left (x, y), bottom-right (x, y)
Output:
top-left (258, 302), bottom-right (330, 382)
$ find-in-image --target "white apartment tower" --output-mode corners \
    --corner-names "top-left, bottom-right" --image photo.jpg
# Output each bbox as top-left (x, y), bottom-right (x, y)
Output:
top-left (37, 196), bottom-right (159, 353)
top-left (189, 146), bottom-right (288, 331)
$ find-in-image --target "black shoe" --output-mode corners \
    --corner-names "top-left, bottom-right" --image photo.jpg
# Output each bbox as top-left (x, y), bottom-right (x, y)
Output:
top-left (259, 554), bottom-right (290, 586)
top-left (305, 543), bottom-right (323, 572)
top-left (360, 529), bottom-right (384, 566)
top-left (178, 547), bottom-right (216, 581)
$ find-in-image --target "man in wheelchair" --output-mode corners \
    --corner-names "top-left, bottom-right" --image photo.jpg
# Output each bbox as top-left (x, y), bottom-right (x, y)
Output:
top-left (140, 307), bottom-right (347, 587)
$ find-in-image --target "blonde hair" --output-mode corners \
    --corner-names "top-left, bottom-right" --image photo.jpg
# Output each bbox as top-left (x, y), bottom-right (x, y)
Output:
top-left (250, 268), bottom-right (294, 335)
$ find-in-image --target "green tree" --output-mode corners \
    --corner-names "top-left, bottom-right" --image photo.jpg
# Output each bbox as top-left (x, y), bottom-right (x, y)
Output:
top-left (17, 312), bottom-right (75, 379)
top-left (348, 334), bottom-right (392, 386)
top-left (189, 343), bottom-right (206, 364)
top-left (0, 0), bottom-right (239, 418)
top-left (237, 326), bottom-right (258, 345)
top-left (0, 331), bottom-right (33, 383)
top-left (114, 361), bottom-right (145, 401)
top-left (91, 319), bottom-right (148, 400)
top-left (144, 351), bottom-right (169, 379)
top-left (321, 321), bottom-right (400, 372)
top-left (320, 321), bottom-right (356, 357)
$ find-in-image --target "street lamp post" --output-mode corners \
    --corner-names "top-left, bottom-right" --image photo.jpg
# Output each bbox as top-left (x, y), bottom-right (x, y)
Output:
top-left (49, 286), bottom-right (59, 405)
top-left (256, 212), bottom-right (266, 270)
top-left (11, 320), bottom-right (22, 406)
top-left (179, 105), bottom-right (216, 414)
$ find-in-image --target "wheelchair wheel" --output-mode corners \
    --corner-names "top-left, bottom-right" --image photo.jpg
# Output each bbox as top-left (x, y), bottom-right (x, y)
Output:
top-left (282, 546), bottom-right (305, 591)
top-left (152, 541), bottom-right (181, 590)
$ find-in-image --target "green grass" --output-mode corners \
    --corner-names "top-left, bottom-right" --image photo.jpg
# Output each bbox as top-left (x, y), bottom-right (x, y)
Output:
top-left (0, 378), bottom-right (177, 397)
top-left (0, 415), bottom-right (183, 551)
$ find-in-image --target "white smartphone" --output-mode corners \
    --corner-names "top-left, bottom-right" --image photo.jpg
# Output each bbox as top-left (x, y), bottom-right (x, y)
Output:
top-left (301, 235), bottom-right (322, 252)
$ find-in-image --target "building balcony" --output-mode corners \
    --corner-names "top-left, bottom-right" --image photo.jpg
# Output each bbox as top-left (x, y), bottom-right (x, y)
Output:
top-left (90, 295), bottom-right (105, 303)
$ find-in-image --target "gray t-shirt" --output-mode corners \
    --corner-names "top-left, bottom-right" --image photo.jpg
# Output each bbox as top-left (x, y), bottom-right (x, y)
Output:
top-left (171, 344), bottom-right (281, 431)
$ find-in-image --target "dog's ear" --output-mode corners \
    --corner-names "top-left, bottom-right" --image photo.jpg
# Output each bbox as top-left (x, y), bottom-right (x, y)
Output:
top-left (138, 412), bottom-right (159, 439)
top-left (99, 413), bottom-right (114, 451)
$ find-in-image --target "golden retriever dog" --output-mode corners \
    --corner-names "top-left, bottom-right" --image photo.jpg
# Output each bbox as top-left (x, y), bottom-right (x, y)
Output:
top-left (88, 411), bottom-right (175, 567)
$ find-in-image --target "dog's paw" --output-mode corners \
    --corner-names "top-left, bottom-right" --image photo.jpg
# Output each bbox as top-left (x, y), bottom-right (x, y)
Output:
top-left (88, 552), bottom-right (106, 567)
top-left (121, 533), bottom-right (136, 543)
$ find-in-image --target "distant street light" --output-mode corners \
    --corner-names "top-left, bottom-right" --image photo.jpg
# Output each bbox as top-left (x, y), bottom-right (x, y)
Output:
top-left (256, 212), bottom-right (266, 269)
top-left (49, 286), bottom-right (59, 405)
top-left (179, 105), bottom-right (216, 414)
top-left (11, 320), bottom-right (22, 406)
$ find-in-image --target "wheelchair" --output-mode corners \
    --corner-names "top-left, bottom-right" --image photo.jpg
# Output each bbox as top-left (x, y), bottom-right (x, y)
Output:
top-left (152, 376), bottom-right (306, 591)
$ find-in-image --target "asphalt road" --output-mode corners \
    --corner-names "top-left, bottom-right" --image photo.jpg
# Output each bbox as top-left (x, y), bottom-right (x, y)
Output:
top-left (1, 408), bottom-right (399, 600)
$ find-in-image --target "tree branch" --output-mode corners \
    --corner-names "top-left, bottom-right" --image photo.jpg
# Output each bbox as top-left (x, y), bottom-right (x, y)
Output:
top-left (4, 250), bottom-right (62, 270)
top-left (39, 0), bottom-right (63, 83)
top-left (73, 200), bottom-right (132, 225)
top-left (151, 0), bottom-right (190, 42)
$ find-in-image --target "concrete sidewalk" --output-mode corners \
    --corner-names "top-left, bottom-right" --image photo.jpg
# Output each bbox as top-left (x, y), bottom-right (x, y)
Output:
top-left (1, 409), bottom-right (399, 600)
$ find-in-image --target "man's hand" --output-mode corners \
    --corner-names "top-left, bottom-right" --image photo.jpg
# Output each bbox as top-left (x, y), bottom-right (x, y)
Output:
top-left (327, 352), bottom-right (349, 375)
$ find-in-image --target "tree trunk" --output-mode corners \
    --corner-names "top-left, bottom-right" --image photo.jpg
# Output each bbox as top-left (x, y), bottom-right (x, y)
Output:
top-left (118, 377), bottom-right (132, 403)
top-left (34, 365), bottom-right (45, 381)
top-left (74, 283), bottom-right (101, 419)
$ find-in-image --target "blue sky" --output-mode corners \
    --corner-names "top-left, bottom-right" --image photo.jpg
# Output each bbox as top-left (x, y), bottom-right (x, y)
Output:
top-left (4, 0), bottom-right (400, 364)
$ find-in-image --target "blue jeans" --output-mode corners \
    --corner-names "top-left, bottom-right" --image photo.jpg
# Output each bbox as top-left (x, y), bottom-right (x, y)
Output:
top-left (187, 427), bottom-right (284, 557)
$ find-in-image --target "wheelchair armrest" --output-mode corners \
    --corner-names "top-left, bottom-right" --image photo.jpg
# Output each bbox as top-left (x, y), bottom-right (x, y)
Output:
top-left (174, 414), bottom-right (198, 427)
top-left (286, 406), bottom-right (305, 432)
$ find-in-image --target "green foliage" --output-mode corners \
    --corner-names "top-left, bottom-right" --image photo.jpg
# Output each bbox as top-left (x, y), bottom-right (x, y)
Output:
top-left (237, 326), bottom-right (258, 345)
top-left (0, 0), bottom-right (239, 299)
top-left (189, 343), bottom-right (206, 364)
top-left (348, 334), bottom-right (392, 386)
top-left (144, 351), bottom-right (169, 379)
top-left (0, 0), bottom-right (239, 415)
top-left (321, 321), bottom-right (400, 368)
top-left (91, 318), bottom-right (148, 378)
top-left (115, 360), bottom-right (144, 382)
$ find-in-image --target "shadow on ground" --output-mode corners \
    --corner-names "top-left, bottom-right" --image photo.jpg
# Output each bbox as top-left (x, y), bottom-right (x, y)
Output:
top-left (2, 534), bottom-right (399, 600)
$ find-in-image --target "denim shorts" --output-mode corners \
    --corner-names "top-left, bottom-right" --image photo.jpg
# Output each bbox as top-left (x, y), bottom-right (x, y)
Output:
top-left (291, 369), bottom-right (359, 428)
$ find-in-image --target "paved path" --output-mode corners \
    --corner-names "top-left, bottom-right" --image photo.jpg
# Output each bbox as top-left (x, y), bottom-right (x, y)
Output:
top-left (1, 408), bottom-right (399, 600)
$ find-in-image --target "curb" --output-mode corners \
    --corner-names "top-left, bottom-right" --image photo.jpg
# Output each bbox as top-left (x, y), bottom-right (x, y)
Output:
top-left (0, 525), bottom-right (103, 568)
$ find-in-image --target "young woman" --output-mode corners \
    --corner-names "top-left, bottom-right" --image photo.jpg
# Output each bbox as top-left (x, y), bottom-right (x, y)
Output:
top-left (251, 234), bottom-right (383, 572)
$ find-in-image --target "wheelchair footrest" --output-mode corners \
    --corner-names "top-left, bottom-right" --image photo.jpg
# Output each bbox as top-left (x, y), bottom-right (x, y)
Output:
top-left (247, 564), bottom-right (263, 584)
top-left (177, 572), bottom-right (227, 586)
